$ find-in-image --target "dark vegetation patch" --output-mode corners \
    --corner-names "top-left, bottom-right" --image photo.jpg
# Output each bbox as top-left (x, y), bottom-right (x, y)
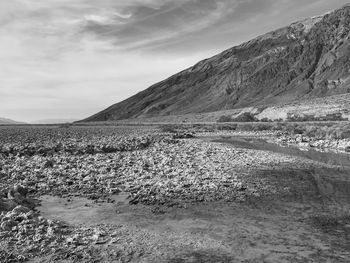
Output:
top-left (217, 112), bottom-right (348, 124)
top-left (217, 112), bottom-right (257, 122)
top-left (160, 124), bottom-right (196, 139)
top-left (287, 113), bottom-right (348, 122)
top-left (310, 214), bottom-right (350, 237)
top-left (275, 123), bottom-right (350, 140)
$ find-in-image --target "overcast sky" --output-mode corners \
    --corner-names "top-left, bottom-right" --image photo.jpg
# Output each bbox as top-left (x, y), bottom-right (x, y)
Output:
top-left (0, 0), bottom-right (349, 122)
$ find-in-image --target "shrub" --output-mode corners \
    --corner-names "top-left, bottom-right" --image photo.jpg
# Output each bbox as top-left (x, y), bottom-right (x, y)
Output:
top-left (330, 129), bottom-right (350, 139)
top-left (304, 126), bottom-right (319, 138)
top-left (59, 123), bottom-right (72, 129)
top-left (339, 129), bottom-right (350, 139)
top-left (217, 115), bottom-right (234, 122)
top-left (217, 124), bottom-right (238, 131)
top-left (160, 124), bottom-right (179, 133)
top-left (233, 112), bottom-right (257, 122)
top-left (252, 123), bottom-right (274, 131)
top-left (217, 112), bottom-right (257, 123)
top-left (287, 113), bottom-right (347, 122)
top-left (237, 123), bottom-right (255, 131)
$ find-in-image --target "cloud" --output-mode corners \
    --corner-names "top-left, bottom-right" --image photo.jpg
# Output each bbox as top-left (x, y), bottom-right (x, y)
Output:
top-left (81, 0), bottom-right (239, 50)
top-left (0, 20), bottom-right (206, 121)
top-left (1, 0), bottom-right (350, 121)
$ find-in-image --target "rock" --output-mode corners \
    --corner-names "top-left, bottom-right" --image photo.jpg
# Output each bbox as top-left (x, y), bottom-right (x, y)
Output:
top-left (44, 160), bottom-right (55, 168)
top-left (8, 184), bottom-right (28, 199)
top-left (12, 205), bottom-right (31, 215)
top-left (1, 219), bottom-right (17, 231)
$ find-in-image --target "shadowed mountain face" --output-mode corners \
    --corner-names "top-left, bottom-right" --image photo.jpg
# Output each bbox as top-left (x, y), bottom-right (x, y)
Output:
top-left (83, 5), bottom-right (350, 122)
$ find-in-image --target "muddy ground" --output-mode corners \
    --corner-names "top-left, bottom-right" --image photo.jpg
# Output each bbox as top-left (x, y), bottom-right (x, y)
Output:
top-left (0, 126), bottom-right (349, 262)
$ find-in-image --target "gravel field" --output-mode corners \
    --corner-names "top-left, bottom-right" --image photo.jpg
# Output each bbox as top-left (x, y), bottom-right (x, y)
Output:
top-left (0, 126), bottom-right (349, 262)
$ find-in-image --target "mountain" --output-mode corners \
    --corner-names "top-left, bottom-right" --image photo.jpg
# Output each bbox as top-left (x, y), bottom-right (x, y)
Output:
top-left (31, 119), bottom-right (79, 124)
top-left (0, 117), bottom-right (25, 124)
top-left (82, 5), bottom-right (350, 122)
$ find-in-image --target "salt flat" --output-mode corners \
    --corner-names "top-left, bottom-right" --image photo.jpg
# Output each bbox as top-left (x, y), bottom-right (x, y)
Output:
top-left (0, 125), bottom-right (349, 262)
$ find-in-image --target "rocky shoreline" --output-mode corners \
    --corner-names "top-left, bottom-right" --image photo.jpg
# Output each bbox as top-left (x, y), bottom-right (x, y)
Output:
top-left (274, 134), bottom-right (350, 153)
top-left (197, 129), bottom-right (350, 153)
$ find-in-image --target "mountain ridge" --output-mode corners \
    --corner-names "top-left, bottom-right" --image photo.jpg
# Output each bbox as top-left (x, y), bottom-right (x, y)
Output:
top-left (31, 119), bottom-right (79, 124)
top-left (0, 117), bottom-right (25, 125)
top-left (82, 5), bottom-right (350, 122)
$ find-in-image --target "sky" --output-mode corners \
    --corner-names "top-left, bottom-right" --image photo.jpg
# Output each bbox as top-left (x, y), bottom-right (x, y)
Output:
top-left (0, 0), bottom-right (349, 122)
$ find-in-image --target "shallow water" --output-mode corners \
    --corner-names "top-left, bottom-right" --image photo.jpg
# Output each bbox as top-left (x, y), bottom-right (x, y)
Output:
top-left (38, 193), bottom-right (130, 226)
top-left (39, 136), bottom-right (350, 226)
top-left (38, 138), bottom-right (350, 263)
top-left (212, 136), bottom-right (350, 168)
top-left (210, 136), bottom-right (350, 209)
top-left (37, 136), bottom-right (350, 262)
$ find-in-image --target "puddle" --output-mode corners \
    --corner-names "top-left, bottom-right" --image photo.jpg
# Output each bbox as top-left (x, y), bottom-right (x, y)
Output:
top-left (34, 136), bottom-right (350, 262)
top-left (38, 193), bottom-right (220, 232)
top-left (39, 137), bottom-right (350, 228)
top-left (211, 136), bottom-right (350, 167)
top-left (38, 193), bottom-right (131, 226)
top-left (255, 167), bottom-right (350, 205)
top-left (208, 136), bottom-right (350, 209)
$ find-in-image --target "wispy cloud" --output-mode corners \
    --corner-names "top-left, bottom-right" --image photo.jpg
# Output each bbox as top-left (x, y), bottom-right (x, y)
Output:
top-left (81, 0), bottom-right (238, 50)
top-left (0, 0), bottom-right (349, 121)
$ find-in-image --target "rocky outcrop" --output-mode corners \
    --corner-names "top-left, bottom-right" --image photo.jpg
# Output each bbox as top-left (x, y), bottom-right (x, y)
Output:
top-left (83, 5), bottom-right (350, 122)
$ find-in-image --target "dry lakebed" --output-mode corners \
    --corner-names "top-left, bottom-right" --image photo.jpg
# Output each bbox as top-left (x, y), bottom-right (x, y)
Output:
top-left (0, 125), bottom-right (349, 262)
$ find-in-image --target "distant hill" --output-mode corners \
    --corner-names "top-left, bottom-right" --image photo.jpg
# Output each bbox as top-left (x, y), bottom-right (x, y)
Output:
top-left (82, 5), bottom-right (350, 122)
top-left (31, 119), bottom-right (79, 124)
top-left (0, 117), bottom-right (25, 125)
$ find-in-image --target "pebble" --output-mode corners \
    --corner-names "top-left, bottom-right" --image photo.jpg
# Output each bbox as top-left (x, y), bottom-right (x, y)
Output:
top-left (276, 134), bottom-right (350, 152)
top-left (0, 126), bottom-right (331, 262)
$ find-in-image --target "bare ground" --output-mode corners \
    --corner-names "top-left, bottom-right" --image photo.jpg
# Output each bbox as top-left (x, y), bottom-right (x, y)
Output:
top-left (1, 126), bottom-right (349, 262)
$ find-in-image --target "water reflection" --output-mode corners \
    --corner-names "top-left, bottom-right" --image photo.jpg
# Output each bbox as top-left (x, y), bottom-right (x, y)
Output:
top-left (211, 136), bottom-right (350, 208)
top-left (213, 136), bottom-right (350, 168)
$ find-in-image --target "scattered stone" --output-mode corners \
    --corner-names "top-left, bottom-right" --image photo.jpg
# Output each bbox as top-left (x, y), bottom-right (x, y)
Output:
top-left (275, 134), bottom-right (350, 153)
top-left (44, 159), bottom-right (55, 168)
top-left (0, 126), bottom-right (345, 262)
top-left (12, 205), bottom-right (30, 214)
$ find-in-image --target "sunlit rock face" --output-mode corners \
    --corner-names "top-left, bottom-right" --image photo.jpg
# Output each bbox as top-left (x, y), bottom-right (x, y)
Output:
top-left (84, 5), bottom-right (350, 122)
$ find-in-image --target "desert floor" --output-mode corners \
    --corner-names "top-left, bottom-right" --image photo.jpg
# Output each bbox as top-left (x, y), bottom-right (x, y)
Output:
top-left (0, 125), bottom-right (349, 262)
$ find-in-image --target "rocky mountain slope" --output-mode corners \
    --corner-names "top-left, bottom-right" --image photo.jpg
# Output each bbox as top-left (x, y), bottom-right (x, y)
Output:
top-left (83, 5), bottom-right (350, 122)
